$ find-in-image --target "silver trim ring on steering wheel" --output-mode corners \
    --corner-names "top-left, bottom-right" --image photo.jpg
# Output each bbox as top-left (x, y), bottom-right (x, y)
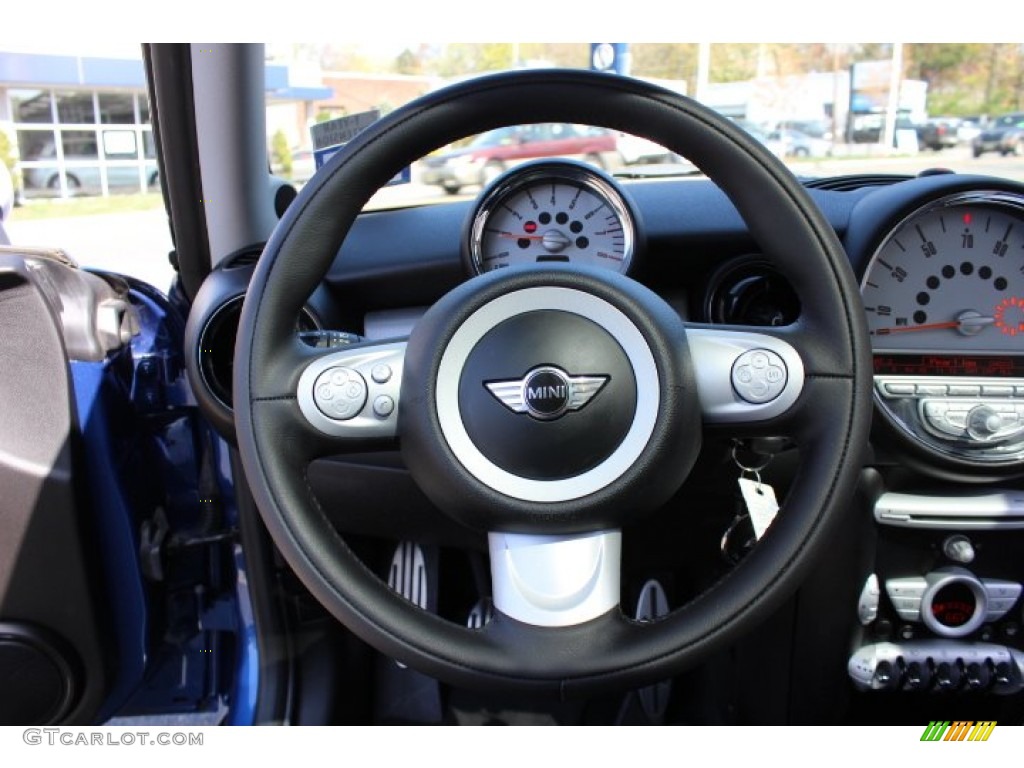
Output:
top-left (436, 286), bottom-right (660, 502)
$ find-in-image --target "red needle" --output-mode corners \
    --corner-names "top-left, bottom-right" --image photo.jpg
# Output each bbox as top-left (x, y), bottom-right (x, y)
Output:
top-left (873, 320), bottom-right (960, 335)
top-left (497, 232), bottom-right (545, 240)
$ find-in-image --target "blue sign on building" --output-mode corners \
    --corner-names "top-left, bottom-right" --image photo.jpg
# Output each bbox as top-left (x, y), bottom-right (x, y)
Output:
top-left (589, 44), bottom-right (630, 76)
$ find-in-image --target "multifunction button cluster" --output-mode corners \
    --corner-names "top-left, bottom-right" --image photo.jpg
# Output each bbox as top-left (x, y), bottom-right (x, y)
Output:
top-left (731, 349), bottom-right (788, 404)
top-left (314, 367), bottom-right (370, 420)
top-left (313, 364), bottom-right (395, 420)
top-left (296, 342), bottom-right (406, 439)
top-left (876, 376), bottom-right (1024, 448)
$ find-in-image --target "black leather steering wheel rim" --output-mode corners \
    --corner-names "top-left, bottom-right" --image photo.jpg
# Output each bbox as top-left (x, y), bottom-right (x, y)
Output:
top-left (234, 69), bottom-right (873, 696)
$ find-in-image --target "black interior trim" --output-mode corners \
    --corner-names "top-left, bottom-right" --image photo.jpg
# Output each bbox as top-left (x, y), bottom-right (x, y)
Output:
top-left (143, 44), bottom-right (211, 301)
top-left (230, 450), bottom-right (294, 724)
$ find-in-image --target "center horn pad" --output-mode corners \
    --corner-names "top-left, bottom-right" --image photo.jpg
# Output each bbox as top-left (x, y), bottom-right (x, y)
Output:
top-left (461, 309), bottom-right (636, 480)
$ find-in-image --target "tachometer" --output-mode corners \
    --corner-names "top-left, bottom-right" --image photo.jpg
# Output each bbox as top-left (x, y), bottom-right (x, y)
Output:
top-left (464, 160), bottom-right (638, 275)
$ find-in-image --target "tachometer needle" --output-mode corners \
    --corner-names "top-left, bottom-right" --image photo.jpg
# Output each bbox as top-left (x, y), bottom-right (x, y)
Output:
top-left (497, 232), bottom-right (545, 240)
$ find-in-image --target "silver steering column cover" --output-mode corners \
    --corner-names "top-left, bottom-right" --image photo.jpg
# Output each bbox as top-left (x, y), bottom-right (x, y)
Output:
top-left (489, 530), bottom-right (621, 626)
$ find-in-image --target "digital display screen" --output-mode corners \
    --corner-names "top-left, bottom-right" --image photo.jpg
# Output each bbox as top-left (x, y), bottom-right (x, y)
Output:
top-left (873, 355), bottom-right (1024, 377)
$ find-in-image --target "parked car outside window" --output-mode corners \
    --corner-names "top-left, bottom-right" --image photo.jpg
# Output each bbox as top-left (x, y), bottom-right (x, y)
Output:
top-left (420, 122), bottom-right (619, 194)
top-left (972, 112), bottom-right (1024, 157)
top-left (765, 128), bottom-right (832, 158)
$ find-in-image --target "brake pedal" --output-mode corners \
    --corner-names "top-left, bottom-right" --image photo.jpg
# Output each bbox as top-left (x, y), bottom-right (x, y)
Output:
top-left (467, 598), bottom-right (493, 629)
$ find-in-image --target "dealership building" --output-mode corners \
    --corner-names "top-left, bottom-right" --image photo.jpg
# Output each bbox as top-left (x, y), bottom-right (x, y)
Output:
top-left (0, 50), bottom-right (330, 198)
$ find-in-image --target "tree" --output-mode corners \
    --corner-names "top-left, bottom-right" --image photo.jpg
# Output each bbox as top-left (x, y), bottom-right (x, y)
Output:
top-left (905, 43), bottom-right (989, 115)
top-left (270, 129), bottom-right (292, 178)
top-left (631, 44), bottom-right (697, 82)
top-left (0, 130), bottom-right (21, 196)
top-left (395, 48), bottom-right (422, 76)
top-left (710, 44), bottom-right (760, 83)
top-left (434, 44), bottom-right (515, 77)
top-left (518, 43), bottom-right (589, 69)
top-left (903, 43), bottom-right (1024, 116)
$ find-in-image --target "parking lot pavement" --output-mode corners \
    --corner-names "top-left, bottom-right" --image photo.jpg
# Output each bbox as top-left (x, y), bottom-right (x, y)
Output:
top-left (788, 146), bottom-right (1024, 182)
top-left (5, 208), bottom-right (176, 294)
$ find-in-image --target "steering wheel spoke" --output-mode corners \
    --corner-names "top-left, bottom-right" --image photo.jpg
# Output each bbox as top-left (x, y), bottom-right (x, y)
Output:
top-left (294, 339), bottom-right (406, 447)
top-left (246, 338), bottom-right (407, 468)
top-left (687, 326), bottom-right (805, 427)
top-left (688, 321), bottom-right (867, 446)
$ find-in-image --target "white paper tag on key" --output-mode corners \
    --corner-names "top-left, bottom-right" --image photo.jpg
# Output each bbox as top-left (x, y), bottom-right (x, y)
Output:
top-left (738, 477), bottom-right (779, 540)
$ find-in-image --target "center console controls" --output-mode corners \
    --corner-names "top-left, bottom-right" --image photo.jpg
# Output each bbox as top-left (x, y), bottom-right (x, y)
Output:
top-left (849, 489), bottom-right (1024, 695)
top-left (849, 641), bottom-right (1024, 694)
top-left (875, 375), bottom-right (1024, 463)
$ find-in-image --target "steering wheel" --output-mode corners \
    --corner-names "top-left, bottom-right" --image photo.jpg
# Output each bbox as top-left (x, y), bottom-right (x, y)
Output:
top-left (234, 69), bottom-right (872, 696)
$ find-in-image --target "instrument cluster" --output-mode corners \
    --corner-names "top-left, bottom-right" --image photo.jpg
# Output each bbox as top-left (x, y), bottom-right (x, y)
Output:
top-left (861, 192), bottom-right (1024, 468)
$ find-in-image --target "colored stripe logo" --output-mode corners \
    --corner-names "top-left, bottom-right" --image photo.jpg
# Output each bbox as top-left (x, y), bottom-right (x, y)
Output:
top-left (921, 721), bottom-right (997, 741)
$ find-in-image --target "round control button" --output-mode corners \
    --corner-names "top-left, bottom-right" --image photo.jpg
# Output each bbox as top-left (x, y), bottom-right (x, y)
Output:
top-left (371, 364), bottom-right (392, 384)
top-left (314, 367), bottom-right (367, 420)
top-left (373, 395), bottom-right (395, 417)
top-left (731, 349), bottom-right (787, 404)
top-left (749, 381), bottom-right (770, 398)
top-left (967, 404), bottom-right (1003, 440)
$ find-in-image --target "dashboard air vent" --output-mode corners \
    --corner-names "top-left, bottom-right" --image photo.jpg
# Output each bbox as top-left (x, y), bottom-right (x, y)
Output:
top-left (803, 174), bottom-right (913, 192)
top-left (222, 245), bottom-right (265, 269)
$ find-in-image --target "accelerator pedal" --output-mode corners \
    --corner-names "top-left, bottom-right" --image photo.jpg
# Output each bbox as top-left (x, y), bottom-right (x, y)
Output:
top-left (615, 578), bottom-right (672, 724)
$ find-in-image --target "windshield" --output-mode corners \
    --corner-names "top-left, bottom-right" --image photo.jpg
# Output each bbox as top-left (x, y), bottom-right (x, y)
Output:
top-left (275, 42), bottom-right (1024, 199)
top-left (3, 42), bottom-right (1024, 290)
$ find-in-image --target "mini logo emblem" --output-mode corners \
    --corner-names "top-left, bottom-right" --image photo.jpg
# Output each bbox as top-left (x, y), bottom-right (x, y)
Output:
top-left (484, 366), bottom-right (609, 420)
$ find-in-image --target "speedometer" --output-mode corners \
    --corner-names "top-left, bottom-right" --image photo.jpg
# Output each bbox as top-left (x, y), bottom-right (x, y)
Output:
top-left (464, 160), bottom-right (638, 275)
top-left (863, 193), bottom-right (1024, 354)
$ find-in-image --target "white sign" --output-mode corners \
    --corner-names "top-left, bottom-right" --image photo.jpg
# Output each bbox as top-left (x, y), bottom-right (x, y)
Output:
top-left (102, 130), bottom-right (137, 158)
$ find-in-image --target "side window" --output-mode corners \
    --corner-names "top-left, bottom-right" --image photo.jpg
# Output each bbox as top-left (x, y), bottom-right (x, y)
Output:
top-left (61, 131), bottom-right (99, 160)
top-left (545, 124), bottom-right (567, 140)
top-left (492, 127), bottom-right (517, 146)
top-left (470, 128), bottom-right (514, 148)
top-left (98, 93), bottom-right (135, 125)
top-left (519, 125), bottom-right (545, 144)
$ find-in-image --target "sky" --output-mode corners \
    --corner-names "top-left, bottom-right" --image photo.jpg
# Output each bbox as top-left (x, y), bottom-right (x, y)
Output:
top-left (2, 1), bottom-right (1017, 49)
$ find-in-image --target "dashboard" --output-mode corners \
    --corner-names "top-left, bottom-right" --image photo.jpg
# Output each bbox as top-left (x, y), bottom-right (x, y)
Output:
top-left (184, 163), bottom-right (1024, 711)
